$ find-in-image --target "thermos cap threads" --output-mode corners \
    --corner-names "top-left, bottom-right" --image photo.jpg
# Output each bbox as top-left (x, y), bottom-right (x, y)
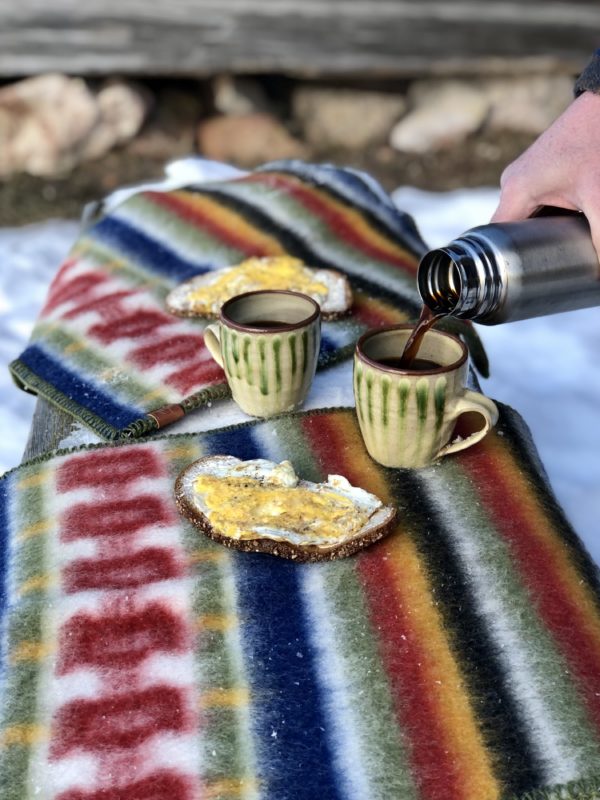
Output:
top-left (417, 215), bottom-right (600, 325)
top-left (418, 237), bottom-right (503, 322)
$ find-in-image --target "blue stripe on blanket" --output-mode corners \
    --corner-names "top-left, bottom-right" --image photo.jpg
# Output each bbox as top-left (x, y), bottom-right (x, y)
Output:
top-left (201, 424), bottom-right (342, 800)
top-left (91, 216), bottom-right (211, 282)
top-left (234, 553), bottom-right (342, 800)
top-left (202, 424), bottom-right (264, 461)
top-left (19, 345), bottom-right (142, 431)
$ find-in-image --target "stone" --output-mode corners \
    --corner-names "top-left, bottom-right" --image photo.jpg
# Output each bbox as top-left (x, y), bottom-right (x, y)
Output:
top-left (80, 81), bottom-right (149, 161)
top-left (0, 74), bottom-right (149, 177)
top-left (293, 86), bottom-right (406, 151)
top-left (481, 75), bottom-right (573, 135)
top-left (213, 75), bottom-right (271, 116)
top-left (389, 81), bottom-right (489, 154)
top-left (197, 113), bottom-right (307, 167)
top-left (0, 74), bottom-right (98, 176)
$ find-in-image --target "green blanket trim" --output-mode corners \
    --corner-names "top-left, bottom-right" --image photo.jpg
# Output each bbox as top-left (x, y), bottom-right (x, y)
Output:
top-left (0, 406), bottom-right (357, 481)
top-left (9, 357), bottom-right (123, 441)
top-left (9, 339), bottom-right (358, 441)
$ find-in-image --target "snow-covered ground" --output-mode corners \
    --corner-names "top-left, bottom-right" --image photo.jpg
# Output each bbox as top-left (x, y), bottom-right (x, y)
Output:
top-left (0, 219), bottom-right (79, 465)
top-left (1, 181), bottom-right (598, 563)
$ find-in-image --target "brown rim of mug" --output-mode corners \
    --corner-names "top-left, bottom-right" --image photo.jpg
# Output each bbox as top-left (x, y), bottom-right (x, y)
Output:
top-left (219, 290), bottom-right (321, 333)
top-left (355, 323), bottom-right (468, 375)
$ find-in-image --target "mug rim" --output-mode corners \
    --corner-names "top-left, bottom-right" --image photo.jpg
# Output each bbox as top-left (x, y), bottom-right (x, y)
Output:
top-left (355, 323), bottom-right (467, 375)
top-left (219, 290), bottom-right (320, 333)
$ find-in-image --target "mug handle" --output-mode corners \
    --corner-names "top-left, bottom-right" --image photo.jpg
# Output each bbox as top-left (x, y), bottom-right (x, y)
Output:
top-left (204, 323), bottom-right (224, 368)
top-left (436, 390), bottom-right (499, 459)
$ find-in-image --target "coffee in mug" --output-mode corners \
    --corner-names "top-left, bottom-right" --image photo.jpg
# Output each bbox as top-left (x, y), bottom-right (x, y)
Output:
top-left (353, 324), bottom-right (498, 469)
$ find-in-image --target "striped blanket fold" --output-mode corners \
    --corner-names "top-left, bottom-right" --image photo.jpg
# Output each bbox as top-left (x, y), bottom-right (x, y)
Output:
top-left (1, 406), bottom-right (600, 800)
top-left (8, 161), bottom-right (486, 441)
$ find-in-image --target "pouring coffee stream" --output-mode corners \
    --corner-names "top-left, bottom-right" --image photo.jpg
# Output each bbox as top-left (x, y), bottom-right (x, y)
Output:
top-left (396, 305), bottom-right (444, 369)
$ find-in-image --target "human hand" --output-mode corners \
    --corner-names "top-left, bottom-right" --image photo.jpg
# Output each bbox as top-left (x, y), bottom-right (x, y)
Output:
top-left (491, 90), bottom-right (600, 255)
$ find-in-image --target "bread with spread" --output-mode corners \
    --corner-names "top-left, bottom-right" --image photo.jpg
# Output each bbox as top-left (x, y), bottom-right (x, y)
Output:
top-left (166, 256), bottom-right (352, 319)
top-left (174, 456), bottom-right (396, 561)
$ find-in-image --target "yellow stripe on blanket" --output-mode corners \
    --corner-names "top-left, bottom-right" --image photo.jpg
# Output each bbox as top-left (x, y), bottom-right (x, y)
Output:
top-left (17, 519), bottom-right (54, 542)
top-left (205, 777), bottom-right (259, 798)
top-left (1, 725), bottom-right (47, 747)
top-left (18, 574), bottom-right (56, 596)
top-left (11, 641), bottom-right (54, 664)
top-left (17, 470), bottom-right (50, 490)
top-left (200, 688), bottom-right (250, 709)
top-left (197, 614), bottom-right (238, 632)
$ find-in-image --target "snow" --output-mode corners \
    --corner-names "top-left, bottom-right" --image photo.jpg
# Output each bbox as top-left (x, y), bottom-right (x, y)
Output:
top-left (0, 219), bottom-right (79, 470)
top-left (0, 178), bottom-right (598, 564)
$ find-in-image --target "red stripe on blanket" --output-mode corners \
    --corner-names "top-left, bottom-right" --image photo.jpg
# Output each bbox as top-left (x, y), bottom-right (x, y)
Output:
top-left (147, 190), bottom-right (279, 258)
top-left (130, 333), bottom-right (209, 368)
top-left (90, 309), bottom-right (175, 345)
top-left (63, 289), bottom-right (138, 321)
top-left (242, 172), bottom-right (418, 273)
top-left (303, 412), bottom-right (466, 800)
top-left (61, 496), bottom-right (174, 541)
top-left (42, 272), bottom-right (109, 316)
top-left (57, 448), bottom-right (163, 492)
top-left (57, 772), bottom-right (196, 800)
top-left (164, 359), bottom-right (226, 395)
top-left (50, 685), bottom-right (192, 757)
top-left (64, 547), bottom-right (185, 592)
top-left (58, 602), bottom-right (188, 673)
top-left (459, 436), bottom-right (600, 735)
top-left (358, 550), bottom-right (466, 800)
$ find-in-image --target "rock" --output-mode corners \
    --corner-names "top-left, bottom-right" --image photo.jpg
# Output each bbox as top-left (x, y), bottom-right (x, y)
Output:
top-left (0, 74), bottom-right (98, 177)
top-left (197, 113), bottom-right (307, 167)
top-left (0, 74), bottom-right (149, 177)
top-left (213, 75), bottom-right (271, 116)
top-left (390, 81), bottom-right (489, 154)
top-left (293, 86), bottom-right (406, 151)
top-left (80, 81), bottom-right (149, 161)
top-left (482, 75), bottom-right (573, 135)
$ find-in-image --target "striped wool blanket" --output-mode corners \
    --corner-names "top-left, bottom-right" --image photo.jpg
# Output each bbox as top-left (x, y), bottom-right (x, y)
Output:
top-left (9, 161), bottom-right (442, 440)
top-left (2, 406), bottom-right (600, 800)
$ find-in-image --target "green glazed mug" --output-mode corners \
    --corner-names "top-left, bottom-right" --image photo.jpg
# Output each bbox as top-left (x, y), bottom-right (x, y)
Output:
top-left (204, 290), bottom-right (321, 417)
top-left (353, 324), bottom-right (498, 469)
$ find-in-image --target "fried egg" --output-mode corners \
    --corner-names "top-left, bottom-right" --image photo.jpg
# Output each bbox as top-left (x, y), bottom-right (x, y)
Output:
top-left (174, 456), bottom-right (396, 560)
top-left (166, 256), bottom-right (352, 319)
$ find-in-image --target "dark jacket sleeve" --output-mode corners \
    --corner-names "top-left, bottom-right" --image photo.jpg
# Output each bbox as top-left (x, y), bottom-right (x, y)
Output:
top-left (575, 49), bottom-right (600, 96)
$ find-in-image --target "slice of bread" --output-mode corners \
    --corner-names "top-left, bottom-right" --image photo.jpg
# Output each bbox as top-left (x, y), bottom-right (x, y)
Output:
top-left (165, 256), bottom-right (352, 319)
top-left (174, 456), bottom-right (396, 562)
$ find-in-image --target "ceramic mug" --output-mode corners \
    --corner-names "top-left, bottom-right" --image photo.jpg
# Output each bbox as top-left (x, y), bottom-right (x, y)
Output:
top-left (353, 324), bottom-right (498, 469)
top-left (204, 290), bottom-right (321, 417)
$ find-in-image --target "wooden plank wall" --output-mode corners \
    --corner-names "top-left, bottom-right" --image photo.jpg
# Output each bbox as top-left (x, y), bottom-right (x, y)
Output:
top-left (0, 0), bottom-right (598, 77)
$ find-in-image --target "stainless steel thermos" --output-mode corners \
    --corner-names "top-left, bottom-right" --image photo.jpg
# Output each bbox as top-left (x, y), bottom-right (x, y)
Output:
top-left (417, 213), bottom-right (600, 324)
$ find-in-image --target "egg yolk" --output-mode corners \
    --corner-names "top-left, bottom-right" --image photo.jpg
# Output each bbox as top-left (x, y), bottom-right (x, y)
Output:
top-left (193, 475), bottom-right (371, 545)
top-left (188, 256), bottom-right (328, 307)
